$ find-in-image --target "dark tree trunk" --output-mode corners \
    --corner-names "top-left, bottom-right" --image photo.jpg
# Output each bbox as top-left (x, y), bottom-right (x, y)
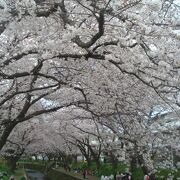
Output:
top-left (130, 156), bottom-right (137, 173)
top-left (86, 157), bottom-right (92, 168)
top-left (149, 173), bottom-right (156, 179)
top-left (109, 152), bottom-right (118, 171)
top-left (0, 122), bottom-right (18, 151)
top-left (34, 155), bottom-right (38, 161)
top-left (72, 154), bottom-right (77, 163)
top-left (95, 159), bottom-right (100, 170)
top-left (138, 154), bottom-right (156, 179)
top-left (5, 148), bottom-right (25, 172)
top-left (47, 157), bottom-right (51, 162)
top-left (6, 157), bottom-right (19, 172)
top-left (91, 153), bottom-right (100, 170)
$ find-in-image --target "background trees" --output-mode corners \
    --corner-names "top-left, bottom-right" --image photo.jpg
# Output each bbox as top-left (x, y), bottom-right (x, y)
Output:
top-left (0, 0), bottom-right (179, 178)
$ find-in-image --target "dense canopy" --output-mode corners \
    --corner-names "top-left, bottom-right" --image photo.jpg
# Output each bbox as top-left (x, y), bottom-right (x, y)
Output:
top-left (0, 0), bottom-right (180, 178)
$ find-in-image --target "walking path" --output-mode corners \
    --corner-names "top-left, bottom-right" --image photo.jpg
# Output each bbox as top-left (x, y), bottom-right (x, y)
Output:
top-left (14, 169), bottom-right (26, 180)
top-left (26, 169), bottom-right (45, 180)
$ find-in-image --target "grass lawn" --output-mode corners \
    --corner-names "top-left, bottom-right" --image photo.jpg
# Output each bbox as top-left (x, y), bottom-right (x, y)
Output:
top-left (12, 160), bottom-right (180, 179)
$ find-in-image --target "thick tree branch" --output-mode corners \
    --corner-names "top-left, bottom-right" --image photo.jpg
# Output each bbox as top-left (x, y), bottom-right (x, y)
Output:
top-left (72, 9), bottom-right (105, 48)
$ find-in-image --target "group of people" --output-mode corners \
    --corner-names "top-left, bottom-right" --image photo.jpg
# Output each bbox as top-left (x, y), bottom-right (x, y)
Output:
top-left (100, 175), bottom-right (114, 180)
top-left (100, 173), bottom-right (150, 180)
top-left (116, 172), bottom-right (133, 180)
top-left (63, 164), bottom-right (71, 172)
top-left (100, 172), bottom-right (132, 180)
top-left (64, 166), bottom-right (151, 180)
top-left (73, 167), bottom-right (81, 173)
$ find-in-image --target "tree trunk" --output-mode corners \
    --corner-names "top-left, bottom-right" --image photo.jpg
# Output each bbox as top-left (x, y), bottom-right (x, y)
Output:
top-left (72, 154), bottom-right (77, 163)
top-left (0, 122), bottom-right (18, 151)
top-left (130, 156), bottom-right (137, 173)
top-left (42, 156), bottom-right (45, 162)
top-left (95, 159), bottom-right (100, 170)
top-left (109, 152), bottom-right (118, 171)
top-left (86, 157), bottom-right (92, 168)
top-left (138, 154), bottom-right (156, 179)
top-left (6, 157), bottom-right (19, 172)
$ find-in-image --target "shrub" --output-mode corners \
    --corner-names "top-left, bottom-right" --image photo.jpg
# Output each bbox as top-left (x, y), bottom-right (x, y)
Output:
top-left (97, 164), bottom-right (113, 177)
top-left (0, 163), bottom-right (12, 180)
top-left (0, 164), bottom-right (12, 174)
top-left (157, 168), bottom-right (180, 179)
top-left (20, 177), bottom-right (26, 180)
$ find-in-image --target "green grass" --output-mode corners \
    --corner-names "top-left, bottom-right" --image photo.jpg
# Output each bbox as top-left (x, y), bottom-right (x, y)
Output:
top-left (117, 163), bottom-right (129, 173)
top-left (0, 162), bottom-right (12, 180)
top-left (70, 162), bottom-right (180, 179)
top-left (71, 162), bottom-right (129, 177)
top-left (17, 160), bottom-right (180, 179)
top-left (156, 168), bottom-right (180, 179)
top-left (132, 168), bottom-right (144, 180)
top-left (0, 158), bottom-right (26, 180)
top-left (18, 159), bottom-right (46, 165)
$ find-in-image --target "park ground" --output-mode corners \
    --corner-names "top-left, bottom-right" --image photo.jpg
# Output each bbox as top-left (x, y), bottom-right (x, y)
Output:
top-left (1, 158), bottom-right (180, 179)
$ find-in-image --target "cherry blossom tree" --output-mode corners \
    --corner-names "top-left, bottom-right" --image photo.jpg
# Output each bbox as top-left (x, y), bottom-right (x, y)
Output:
top-left (0, 120), bottom-right (39, 171)
top-left (0, 0), bottom-right (179, 178)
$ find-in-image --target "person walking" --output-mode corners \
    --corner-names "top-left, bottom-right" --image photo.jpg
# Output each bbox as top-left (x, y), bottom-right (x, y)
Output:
top-left (144, 175), bottom-right (150, 180)
top-left (128, 173), bottom-right (133, 180)
top-left (83, 169), bottom-right (88, 179)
